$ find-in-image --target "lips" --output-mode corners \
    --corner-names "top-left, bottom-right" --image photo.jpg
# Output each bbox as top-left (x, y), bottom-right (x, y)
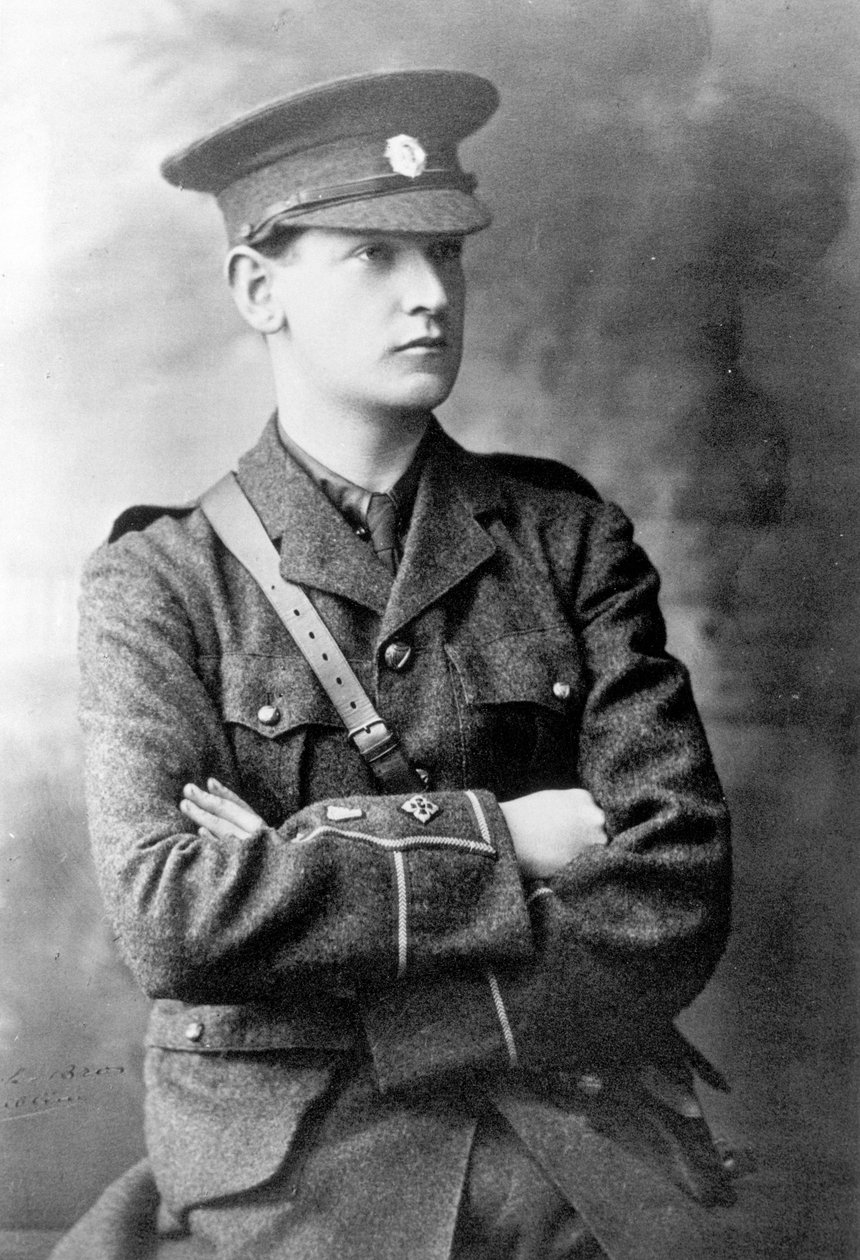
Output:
top-left (396, 334), bottom-right (447, 350)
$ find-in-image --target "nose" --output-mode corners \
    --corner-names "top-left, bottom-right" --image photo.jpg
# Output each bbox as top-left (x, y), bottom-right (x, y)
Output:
top-left (400, 248), bottom-right (452, 315)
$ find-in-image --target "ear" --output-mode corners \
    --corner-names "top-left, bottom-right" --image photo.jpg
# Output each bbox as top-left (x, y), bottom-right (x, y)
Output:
top-left (225, 246), bottom-right (286, 335)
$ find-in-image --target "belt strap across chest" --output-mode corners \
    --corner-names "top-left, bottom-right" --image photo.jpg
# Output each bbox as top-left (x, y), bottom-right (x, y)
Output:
top-left (200, 472), bottom-right (422, 794)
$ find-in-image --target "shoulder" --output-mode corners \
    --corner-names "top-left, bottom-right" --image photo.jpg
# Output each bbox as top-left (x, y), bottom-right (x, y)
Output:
top-left (435, 423), bottom-right (601, 508)
top-left (83, 496), bottom-right (216, 630)
top-left (460, 446), bottom-right (613, 549)
top-left (448, 440), bottom-right (655, 595)
top-left (440, 430), bottom-right (607, 535)
top-left (90, 497), bottom-right (210, 587)
top-left (107, 502), bottom-right (196, 543)
top-left (107, 498), bottom-right (195, 544)
top-left (473, 449), bottom-right (602, 506)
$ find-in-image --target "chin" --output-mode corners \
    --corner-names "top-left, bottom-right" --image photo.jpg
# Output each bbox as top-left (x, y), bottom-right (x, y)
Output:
top-left (393, 374), bottom-right (457, 412)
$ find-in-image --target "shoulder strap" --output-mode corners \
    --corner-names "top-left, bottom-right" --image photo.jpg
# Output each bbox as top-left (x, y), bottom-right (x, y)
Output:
top-left (200, 473), bottom-right (422, 794)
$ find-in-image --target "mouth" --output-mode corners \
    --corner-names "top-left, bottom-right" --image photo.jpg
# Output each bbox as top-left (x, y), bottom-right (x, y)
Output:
top-left (396, 335), bottom-right (447, 352)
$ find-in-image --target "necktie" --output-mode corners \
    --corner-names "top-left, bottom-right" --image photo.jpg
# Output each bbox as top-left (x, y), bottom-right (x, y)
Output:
top-left (365, 493), bottom-right (401, 574)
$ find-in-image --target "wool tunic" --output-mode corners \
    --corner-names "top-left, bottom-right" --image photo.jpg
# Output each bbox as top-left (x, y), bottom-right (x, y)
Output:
top-left (56, 416), bottom-right (738, 1259)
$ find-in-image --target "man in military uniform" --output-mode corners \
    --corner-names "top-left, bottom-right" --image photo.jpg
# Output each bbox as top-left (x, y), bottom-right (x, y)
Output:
top-left (55, 70), bottom-right (735, 1259)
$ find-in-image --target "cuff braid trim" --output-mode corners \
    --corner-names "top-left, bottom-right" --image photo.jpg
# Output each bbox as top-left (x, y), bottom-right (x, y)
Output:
top-left (291, 824), bottom-right (494, 857)
top-left (487, 970), bottom-right (518, 1067)
top-left (393, 850), bottom-right (408, 980)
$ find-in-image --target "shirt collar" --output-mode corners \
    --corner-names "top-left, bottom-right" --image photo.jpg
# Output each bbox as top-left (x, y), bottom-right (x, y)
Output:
top-left (277, 419), bottom-right (429, 538)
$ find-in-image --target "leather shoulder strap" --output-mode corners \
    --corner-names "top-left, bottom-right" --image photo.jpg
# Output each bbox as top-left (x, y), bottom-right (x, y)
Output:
top-left (200, 473), bottom-right (421, 794)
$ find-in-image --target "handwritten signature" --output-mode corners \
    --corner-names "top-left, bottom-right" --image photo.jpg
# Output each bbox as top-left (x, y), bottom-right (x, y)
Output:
top-left (1, 1063), bottom-right (126, 1120)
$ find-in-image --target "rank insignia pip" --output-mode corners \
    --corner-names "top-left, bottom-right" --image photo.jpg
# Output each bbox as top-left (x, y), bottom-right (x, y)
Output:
top-left (401, 794), bottom-right (440, 825)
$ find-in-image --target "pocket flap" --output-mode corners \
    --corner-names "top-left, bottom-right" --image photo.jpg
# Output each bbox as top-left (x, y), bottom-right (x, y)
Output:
top-left (447, 626), bottom-right (583, 712)
top-left (145, 1046), bottom-right (335, 1207)
top-left (218, 652), bottom-right (371, 739)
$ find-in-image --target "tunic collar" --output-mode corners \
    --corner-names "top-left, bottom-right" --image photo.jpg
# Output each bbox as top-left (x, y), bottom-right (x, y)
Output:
top-left (235, 413), bottom-right (502, 619)
top-left (276, 423), bottom-right (426, 546)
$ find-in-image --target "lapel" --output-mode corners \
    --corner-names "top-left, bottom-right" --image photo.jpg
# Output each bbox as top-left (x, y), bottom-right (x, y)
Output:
top-left (236, 415), bottom-right (390, 615)
top-left (380, 425), bottom-right (501, 641)
top-left (234, 415), bottom-right (502, 629)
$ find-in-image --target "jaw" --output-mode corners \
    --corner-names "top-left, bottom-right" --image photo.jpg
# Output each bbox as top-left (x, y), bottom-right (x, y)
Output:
top-left (268, 337), bottom-right (462, 427)
top-left (383, 345), bottom-right (462, 407)
top-left (378, 371), bottom-right (458, 414)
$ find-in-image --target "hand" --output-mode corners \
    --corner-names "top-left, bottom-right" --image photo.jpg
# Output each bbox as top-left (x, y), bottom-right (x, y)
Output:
top-left (180, 778), bottom-right (266, 841)
top-left (499, 787), bottom-right (609, 879)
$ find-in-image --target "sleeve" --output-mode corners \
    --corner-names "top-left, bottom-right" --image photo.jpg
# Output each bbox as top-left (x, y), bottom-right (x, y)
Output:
top-left (361, 501), bottom-right (731, 1091)
top-left (78, 528), bottom-right (533, 1006)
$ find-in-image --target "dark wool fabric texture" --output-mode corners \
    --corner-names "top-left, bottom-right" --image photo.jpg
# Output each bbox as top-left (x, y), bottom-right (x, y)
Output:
top-left (55, 417), bottom-right (737, 1259)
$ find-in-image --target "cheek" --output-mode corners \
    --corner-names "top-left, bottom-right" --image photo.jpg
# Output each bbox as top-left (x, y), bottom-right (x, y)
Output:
top-left (290, 301), bottom-right (354, 363)
top-left (446, 277), bottom-right (466, 327)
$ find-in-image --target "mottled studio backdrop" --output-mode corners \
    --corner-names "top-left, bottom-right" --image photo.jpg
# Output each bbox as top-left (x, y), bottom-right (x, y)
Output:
top-left (1, 0), bottom-right (857, 1253)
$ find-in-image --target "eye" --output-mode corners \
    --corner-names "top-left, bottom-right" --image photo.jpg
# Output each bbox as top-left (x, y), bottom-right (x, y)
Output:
top-left (355, 241), bottom-right (394, 264)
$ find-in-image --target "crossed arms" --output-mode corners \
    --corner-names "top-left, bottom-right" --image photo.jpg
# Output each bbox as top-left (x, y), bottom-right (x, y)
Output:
top-left (79, 490), bottom-right (730, 1083)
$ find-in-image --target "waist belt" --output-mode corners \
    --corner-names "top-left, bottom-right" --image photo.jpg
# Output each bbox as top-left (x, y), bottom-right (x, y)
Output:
top-left (200, 472), bottom-right (423, 794)
top-left (146, 998), bottom-right (359, 1053)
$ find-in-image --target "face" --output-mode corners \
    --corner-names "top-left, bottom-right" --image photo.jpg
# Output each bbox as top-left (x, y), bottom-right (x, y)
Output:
top-left (267, 228), bottom-right (466, 416)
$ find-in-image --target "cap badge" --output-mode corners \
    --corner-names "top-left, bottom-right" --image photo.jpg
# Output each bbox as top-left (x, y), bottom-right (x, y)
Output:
top-left (385, 134), bottom-right (428, 179)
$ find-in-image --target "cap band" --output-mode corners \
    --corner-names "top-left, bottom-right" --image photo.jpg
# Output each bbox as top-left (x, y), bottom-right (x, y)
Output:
top-left (239, 167), bottom-right (478, 243)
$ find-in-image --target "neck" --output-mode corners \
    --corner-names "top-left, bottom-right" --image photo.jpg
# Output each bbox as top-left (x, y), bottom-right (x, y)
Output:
top-left (273, 378), bottom-right (430, 494)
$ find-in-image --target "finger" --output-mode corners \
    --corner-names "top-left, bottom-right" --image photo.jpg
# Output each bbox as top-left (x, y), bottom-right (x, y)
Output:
top-left (206, 778), bottom-right (249, 808)
top-left (198, 822), bottom-right (241, 842)
top-left (559, 788), bottom-right (604, 822)
top-left (583, 812), bottom-right (610, 844)
top-left (568, 788), bottom-right (598, 807)
top-left (183, 783), bottom-right (263, 830)
top-left (181, 798), bottom-right (252, 841)
top-left (183, 782), bottom-right (238, 818)
top-left (180, 797), bottom-right (217, 828)
top-left (574, 790), bottom-right (605, 825)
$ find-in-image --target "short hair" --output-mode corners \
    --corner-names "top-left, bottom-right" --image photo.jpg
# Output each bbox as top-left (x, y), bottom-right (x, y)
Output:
top-left (252, 225), bottom-right (305, 261)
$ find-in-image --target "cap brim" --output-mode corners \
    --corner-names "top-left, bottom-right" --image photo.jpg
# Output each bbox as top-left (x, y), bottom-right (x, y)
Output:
top-left (242, 187), bottom-right (491, 242)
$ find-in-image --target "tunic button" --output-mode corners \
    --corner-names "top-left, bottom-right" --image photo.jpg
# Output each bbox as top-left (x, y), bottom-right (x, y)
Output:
top-left (257, 704), bottom-right (281, 726)
top-left (415, 767), bottom-right (431, 789)
top-left (577, 1072), bottom-right (603, 1096)
top-left (552, 681), bottom-right (571, 700)
top-left (184, 1021), bottom-right (204, 1043)
top-left (383, 641), bottom-right (413, 672)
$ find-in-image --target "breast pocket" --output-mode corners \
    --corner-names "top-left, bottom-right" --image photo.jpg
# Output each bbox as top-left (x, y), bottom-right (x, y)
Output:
top-left (216, 653), bottom-right (345, 821)
top-left (445, 626), bottom-right (585, 797)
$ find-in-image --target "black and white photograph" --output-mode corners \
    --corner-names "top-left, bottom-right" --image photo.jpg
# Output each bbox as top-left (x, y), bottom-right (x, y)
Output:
top-left (1, 1), bottom-right (857, 1257)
